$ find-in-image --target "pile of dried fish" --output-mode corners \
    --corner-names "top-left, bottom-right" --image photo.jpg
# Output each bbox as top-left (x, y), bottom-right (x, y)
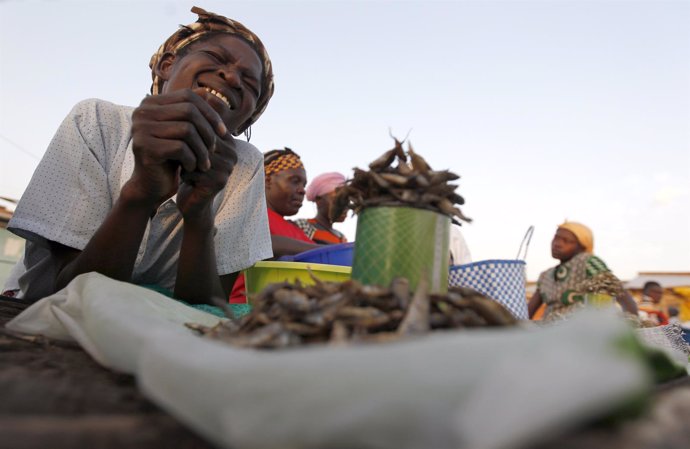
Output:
top-left (580, 271), bottom-right (624, 297)
top-left (330, 137), bottom-right (471, 225)
top-left (187, 276), bottom-right (517, 350)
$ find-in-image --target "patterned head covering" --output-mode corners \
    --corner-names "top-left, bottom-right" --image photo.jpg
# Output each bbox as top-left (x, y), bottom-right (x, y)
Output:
top-left (305, 172), bottom-right (346, 201)
top-left (558, 221), bottom-right (594, 254)
top-left (149, 6), bottom-right (274, 133)
top-left (264, 147), bottom-right (304, 177)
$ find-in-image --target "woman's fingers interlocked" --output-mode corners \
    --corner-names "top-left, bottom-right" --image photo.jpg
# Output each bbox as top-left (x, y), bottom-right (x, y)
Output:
top-left (133, 89), bottom-right (228, 173)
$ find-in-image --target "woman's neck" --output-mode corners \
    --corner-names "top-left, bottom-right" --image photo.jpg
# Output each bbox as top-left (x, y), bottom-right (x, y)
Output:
top-left (267, 206), bottom-right (285, 218)
top-left (558, 251), bottom-right (583, 265)
top-left (314, 213), bottom-right (332, 230)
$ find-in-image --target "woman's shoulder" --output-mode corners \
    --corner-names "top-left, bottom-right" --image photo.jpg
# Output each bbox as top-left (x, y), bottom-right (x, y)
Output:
top-left (582, 253), bottom-right (610, 276)
top-left (70, 98), bottom-right (135, 119)
top-left (65, 99), bottom-right (135, 136)
top-left (292, 218), bottom-right (316, 238)
top-left (537, 265), bottom-right (556, 282)
top-left (234, 139), bottom-right (263, 167)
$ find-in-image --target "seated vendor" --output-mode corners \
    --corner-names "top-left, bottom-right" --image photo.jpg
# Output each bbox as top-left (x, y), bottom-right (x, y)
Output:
top-left (295, 172), bottom-right (348, 245)
top-left (528, 221), bottom-right (638, 321)
top-left (2, 7), bottom-right (274, 305)
top-left (229, 148), bottom-right (320, 303)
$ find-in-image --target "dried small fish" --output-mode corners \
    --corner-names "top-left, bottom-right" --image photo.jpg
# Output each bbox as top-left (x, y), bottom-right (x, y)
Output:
top-left (397, 277), bottom-right (430, 335)
top-left (369, 148), bottom-right (398, 171)
top-left (273, 288), bottom-right (312, 313)
top-left (407, 144), bottom-right (431, 175)
top-left (190, 275), bottom-right (516, 350)
top-left (379, 172), bottom-right (409, 186)
top-left (427, 170), bottom-right (460, 184)
top-left (579, 271), bottom-right (624, 297)
top-left (390, 277), bottom-right (411, 309)
top-left (329, 321), bottom-right (350, 345)
top-left (334, 136), bottom-right (471, 224)
top-left (438, 198), bottom-right (473, 223)
top-left (396, 161), bottom-right (413, 176)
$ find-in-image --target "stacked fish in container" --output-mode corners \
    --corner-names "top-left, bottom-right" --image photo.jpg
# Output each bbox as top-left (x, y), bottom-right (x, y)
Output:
top-left (330, 137), bottom-right (471, 225)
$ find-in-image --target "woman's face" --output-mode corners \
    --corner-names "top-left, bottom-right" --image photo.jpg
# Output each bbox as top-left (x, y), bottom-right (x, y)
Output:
top-left (158, 34), bottom-right (262, 134)
top-left (645, 284), bottom-right (663, 303)
top-left (266, 167), bottom-right (307, 217)
top-left (318, 191), bottom-right (347, 223)
top-left (551, 228), bottom-right (583, 261)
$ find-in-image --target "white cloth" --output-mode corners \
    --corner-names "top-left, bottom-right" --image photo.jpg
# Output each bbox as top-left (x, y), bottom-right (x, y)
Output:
top-left (6, 99), bottom-right (272, 298)
top-left (7, 273), bottom-right (653, 449)
top-left (449, 225), bottom-right (472, 265)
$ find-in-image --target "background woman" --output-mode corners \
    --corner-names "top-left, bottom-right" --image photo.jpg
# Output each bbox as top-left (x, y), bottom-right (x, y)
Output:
top-left (295, 172), bottom-right (348, 245)
top-left (528, 221), bottom-right (637, 320)
top-left (229, 148), bottom-right (320, 304)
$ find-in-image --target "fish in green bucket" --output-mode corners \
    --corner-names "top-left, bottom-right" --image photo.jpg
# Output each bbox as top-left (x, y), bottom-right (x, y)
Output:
top-left (332, 137), bottom-right (470, 293)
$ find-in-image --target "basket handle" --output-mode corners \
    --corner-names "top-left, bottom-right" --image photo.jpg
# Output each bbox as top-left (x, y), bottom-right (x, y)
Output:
top-left (516, 225), bottom-right (534, 260)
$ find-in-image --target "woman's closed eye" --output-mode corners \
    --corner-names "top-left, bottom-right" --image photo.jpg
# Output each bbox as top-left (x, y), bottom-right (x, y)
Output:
top-left (290, 177), bottom-right (306, 187)
top-left (242, 75), bottom-right (260, 97)
top-left (202, 50), bottom-right (225, 63)
top-left (204, 50), bottom-right (259, 97)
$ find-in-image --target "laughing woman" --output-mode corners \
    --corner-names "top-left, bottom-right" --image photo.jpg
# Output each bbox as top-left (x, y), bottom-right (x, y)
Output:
top-left (3, 7), bottom-right (274, 306)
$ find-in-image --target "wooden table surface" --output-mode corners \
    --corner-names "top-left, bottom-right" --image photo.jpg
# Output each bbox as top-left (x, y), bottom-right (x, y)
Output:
top-left (2, 296), bottom-right (689, 449)
top-left (0, 297), bottom-right (213, 449)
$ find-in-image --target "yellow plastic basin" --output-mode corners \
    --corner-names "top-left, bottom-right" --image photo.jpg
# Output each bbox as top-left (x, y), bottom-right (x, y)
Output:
top-left (244, 261), bottom-right (352, 297)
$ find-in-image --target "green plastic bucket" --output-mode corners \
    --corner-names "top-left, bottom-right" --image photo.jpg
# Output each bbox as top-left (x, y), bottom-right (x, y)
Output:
top-left (351, 206), bottom-right (450, 293)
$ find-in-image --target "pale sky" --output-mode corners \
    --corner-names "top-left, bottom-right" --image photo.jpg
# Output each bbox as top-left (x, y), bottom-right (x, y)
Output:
top-left (1, 0), bottom-right (689, 281)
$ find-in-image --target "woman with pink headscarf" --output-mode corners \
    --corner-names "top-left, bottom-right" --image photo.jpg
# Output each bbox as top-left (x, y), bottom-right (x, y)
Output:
top-left (295, 172), bottom-right (348, 245)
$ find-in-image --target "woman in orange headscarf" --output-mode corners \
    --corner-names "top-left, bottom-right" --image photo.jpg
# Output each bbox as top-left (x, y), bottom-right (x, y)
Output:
top-left (528, 221), bottom-right (637, 321)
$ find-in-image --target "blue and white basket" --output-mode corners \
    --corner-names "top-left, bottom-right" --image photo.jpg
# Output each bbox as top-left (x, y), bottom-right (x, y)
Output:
top-left (448, 226), bottom-right (533, 320)
top-left (449, 260), bottom-right (528, 319)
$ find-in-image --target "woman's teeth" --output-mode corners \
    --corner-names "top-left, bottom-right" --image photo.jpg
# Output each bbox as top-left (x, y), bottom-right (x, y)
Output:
top-left (204, 87), bottom-right (232, 109)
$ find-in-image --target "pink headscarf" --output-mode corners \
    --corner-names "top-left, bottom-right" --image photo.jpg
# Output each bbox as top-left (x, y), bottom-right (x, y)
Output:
top-left (305, 172), bottom-right (346, 202)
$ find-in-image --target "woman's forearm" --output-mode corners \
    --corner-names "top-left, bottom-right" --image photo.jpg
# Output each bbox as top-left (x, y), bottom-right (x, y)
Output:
top-left (55, 184), bottom-right (157, 292)
top-left (527, 291), bottom-right (542, 319)
top-left (175, 208), bottom-right (224, 304)
top-left (270, 235), bottom-right (321, 258)
top-left (616, 290), bottom-right (639, 315)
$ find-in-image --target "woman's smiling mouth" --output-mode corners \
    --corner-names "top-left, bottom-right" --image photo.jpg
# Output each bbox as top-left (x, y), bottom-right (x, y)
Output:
top-left (203, 87), bottom-right (232, 109)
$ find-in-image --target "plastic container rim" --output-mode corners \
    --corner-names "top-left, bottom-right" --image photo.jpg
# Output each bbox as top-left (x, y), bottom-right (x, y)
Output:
top-left (449, 259), bottom-right (526, 269)
top-left (250, 261), bottom-right (352, 274)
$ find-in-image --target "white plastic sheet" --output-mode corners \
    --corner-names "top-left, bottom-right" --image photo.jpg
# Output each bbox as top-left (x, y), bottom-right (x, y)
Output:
top-left (7, 273), bottom-right (652, 449)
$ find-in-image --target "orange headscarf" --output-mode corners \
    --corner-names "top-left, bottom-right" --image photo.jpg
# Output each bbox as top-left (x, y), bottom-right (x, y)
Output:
top-left (558, 221), bottom-right (594, 253)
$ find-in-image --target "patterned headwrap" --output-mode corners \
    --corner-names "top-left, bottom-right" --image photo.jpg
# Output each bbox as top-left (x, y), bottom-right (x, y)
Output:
top-left (305, 172), bottom-right (346, 201)
top-left (264, 148), bottom-right (304, 177)
top-left (558, 221), bottom-right (594, 254)
top-left (148, 6), bottom-right (274, 133)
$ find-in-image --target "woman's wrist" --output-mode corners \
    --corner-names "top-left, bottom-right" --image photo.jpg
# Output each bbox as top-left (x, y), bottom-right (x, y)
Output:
top-left (182, 206), bottom-right (214, 232)
top-left (119, 179), bottom-right (165, 212)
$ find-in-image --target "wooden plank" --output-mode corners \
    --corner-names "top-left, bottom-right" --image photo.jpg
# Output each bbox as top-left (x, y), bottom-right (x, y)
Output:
top-left (0, 298), bottom-right (214, 448)
top-left (0, 414), bottom-right (211, 449)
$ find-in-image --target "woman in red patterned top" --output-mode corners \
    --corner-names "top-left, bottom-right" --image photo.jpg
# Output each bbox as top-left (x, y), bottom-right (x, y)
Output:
top-left (295, 172), bottom-right (348, 245)
top-left (229, 148), bottom-right (320, 303)
top-left (262, 148), bottom-right (321, 255)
